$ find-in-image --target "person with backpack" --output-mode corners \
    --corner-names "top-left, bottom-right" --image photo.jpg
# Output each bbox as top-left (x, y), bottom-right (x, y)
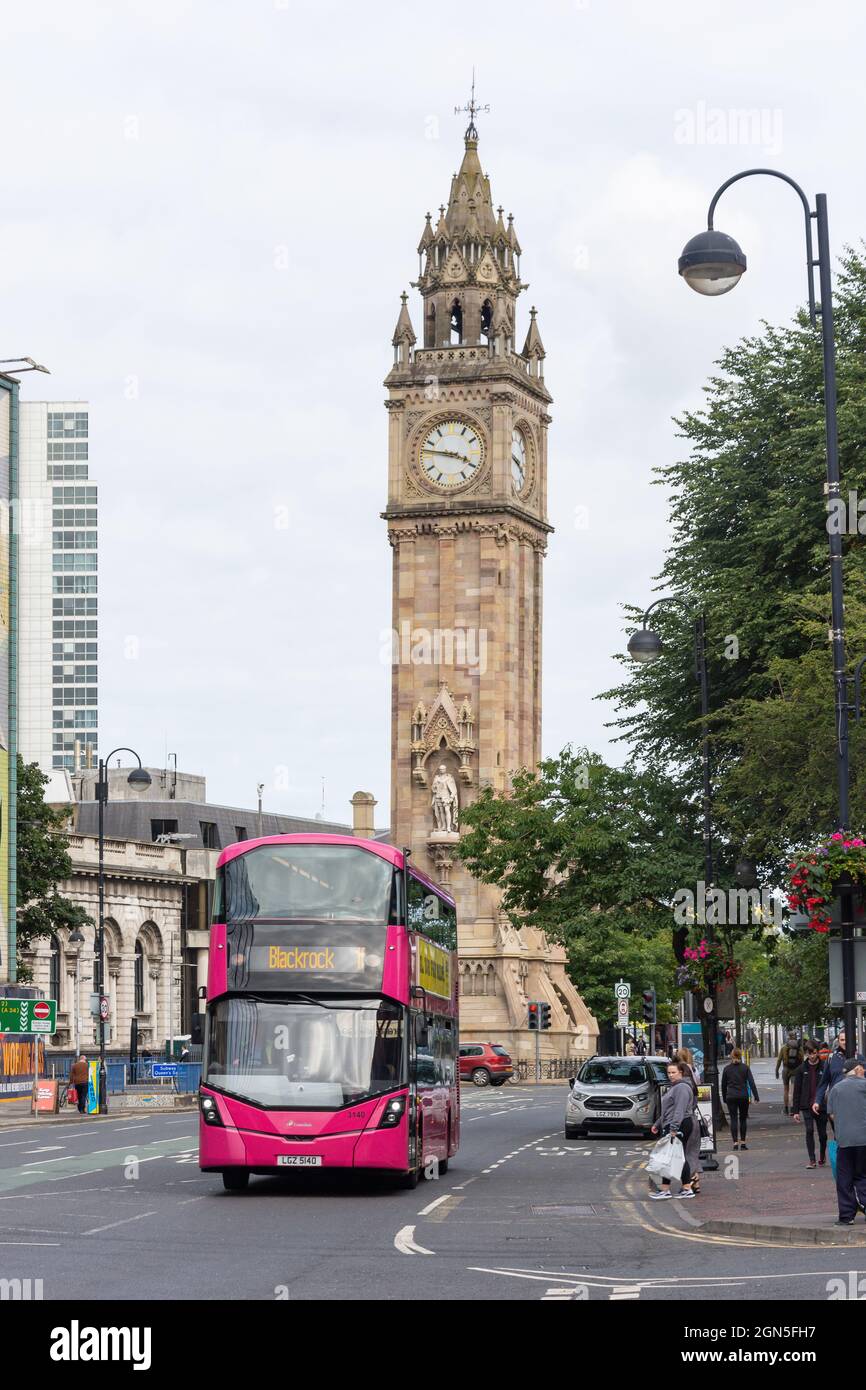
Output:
top-left (69, 1054), bottom-right (89, 1115)
top-left (791, 1040), bottom-right (827, 1167)
top-left (776, 1033), bottom-right (804, 1114)
top-left (722, 1048), bottom-right (760, 1149)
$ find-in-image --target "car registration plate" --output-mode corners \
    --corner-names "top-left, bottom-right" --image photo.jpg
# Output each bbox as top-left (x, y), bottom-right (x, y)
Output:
top-left (276, 1154), bottom-right (322, 1167)
top-left (603, 1111), bottom-right (627, 1119)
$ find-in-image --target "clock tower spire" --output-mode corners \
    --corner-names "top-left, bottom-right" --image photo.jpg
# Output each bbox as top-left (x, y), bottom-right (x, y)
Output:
top-left (382, 119), bottom-right (597, 1065)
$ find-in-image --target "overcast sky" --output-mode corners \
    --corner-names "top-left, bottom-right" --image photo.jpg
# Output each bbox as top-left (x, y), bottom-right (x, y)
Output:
top-left (3, 0), bottom-right (864, 823)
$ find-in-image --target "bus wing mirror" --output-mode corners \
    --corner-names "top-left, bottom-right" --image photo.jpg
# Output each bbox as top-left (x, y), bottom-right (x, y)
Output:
top-left (191, 1013), bottom-right (205, 1046)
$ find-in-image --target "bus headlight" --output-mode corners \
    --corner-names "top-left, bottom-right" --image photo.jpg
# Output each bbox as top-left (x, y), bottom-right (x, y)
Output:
top-left (378, 1096), bottom-right (406, 1128)
top-left (199, 1094), bottom-right (223, 1127)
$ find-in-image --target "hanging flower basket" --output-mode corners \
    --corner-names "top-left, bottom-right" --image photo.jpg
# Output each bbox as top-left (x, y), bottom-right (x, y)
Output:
top-left (675, 939), bottom-right (742, 993)
top-left (788, 831), bottom-right (866, 934)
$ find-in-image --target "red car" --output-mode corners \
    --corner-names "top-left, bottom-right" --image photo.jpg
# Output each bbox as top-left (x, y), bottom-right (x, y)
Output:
top-left (459, 1042), bottom-right (514, 1087)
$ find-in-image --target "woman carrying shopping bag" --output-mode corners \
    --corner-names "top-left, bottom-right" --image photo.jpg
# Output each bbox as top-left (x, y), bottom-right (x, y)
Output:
top-left (649, 1060), bottom-right (697, 1200)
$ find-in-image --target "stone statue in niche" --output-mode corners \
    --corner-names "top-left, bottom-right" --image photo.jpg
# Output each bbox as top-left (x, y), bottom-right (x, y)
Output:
top-left (431, 764), bottom-right (459, 833)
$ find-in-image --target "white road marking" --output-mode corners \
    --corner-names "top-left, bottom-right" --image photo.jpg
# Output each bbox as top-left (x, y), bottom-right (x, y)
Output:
top-left (610, 1286), bottom-right (641, 1300)
top-left (417, 1193), bottom-right (451, 1217)
top-left (22, 1146), bottom-right (64, 1154)
top-left (394, 1224), bottom-right (434, 1255)
top-left (83, 1210), bottom-right (158, 1235)
top-left (0, 1240), bottom-right (60, 1246)
top-left (543, 1287), bottom-right (579, 1300)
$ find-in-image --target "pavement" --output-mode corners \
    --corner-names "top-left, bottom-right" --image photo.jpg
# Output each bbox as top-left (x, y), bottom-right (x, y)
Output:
top-left (645, 1058), bottom-right (866, 1246)
top-left (0, 1068), bottom-right (865, 1300)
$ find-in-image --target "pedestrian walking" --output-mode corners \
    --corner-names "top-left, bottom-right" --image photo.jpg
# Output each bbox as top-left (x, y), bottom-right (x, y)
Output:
top-left (775, 1032), bottom-right (804, 1114)
top-left (649, 1061), bottom-right (697, 1200)
top-left (675, 1047), bottom-right (700, 1092)
top-left (827, 1057), bottom-right (866, 1225)
top-left (791, 1040), bottom-right (827, 1167)
top-left (815, 1030), bottom-right (847, 1118)
top-left (69, 1054), bottom-right (89, 1115)
top-left (721, 1048), bottom-right (760, 1149)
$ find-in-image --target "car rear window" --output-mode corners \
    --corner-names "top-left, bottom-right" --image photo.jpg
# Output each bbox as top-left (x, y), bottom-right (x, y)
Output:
top-left (491, 1046), bottom-right (511, 1058)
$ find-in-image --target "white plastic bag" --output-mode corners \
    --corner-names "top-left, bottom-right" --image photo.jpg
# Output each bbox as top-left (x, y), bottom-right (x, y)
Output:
top-left (646, 1133), bottom-right (685, 1183)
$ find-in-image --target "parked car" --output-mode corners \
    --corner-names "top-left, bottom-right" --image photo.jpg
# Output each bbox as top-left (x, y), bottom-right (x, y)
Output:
top-left (564, 1055), bottom-right (670, 1138)
top-left (459, 1042), bottom-right (514, 1087)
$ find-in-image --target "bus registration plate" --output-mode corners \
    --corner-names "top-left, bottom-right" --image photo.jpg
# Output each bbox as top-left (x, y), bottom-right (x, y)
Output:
top-left (277, 1155), bottom-right (322, 1167)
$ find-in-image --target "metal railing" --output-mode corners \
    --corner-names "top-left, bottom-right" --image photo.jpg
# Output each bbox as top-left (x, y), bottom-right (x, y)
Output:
top-left (512, 1058), bottom-right (577, 1083)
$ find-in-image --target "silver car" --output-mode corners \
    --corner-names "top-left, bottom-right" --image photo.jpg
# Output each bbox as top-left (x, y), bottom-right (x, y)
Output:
top-left (565, 1055), bottom-right (670, 1139)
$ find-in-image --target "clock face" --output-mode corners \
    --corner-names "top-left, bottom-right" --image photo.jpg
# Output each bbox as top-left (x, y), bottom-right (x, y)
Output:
top-left (420, 419), bottom-right (483, 488)
top-left (511, 427), bottom-right (527, 494)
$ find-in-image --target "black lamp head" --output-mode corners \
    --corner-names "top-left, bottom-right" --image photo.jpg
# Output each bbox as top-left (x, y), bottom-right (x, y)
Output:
top-left (678, 228), bottom-right (747, 296)
top-left (126, 766), bottom-right (152, 790)
top-left (627, 628), bottom-right (663, 664)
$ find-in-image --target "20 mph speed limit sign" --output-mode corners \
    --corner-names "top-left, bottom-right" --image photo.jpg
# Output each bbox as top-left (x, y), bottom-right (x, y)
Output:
top-left (614, 981), bottom-right (631, 1000)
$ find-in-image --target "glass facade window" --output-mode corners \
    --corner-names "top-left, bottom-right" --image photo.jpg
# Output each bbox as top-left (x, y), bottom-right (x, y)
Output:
top-left (47, 442), bottom-right (89, 460)
top-left (52, 531), bottom-right (97, 550)
top-left (47, 412), bottom-right (88, 438)
top-left (53, 620), bottom-right (98, 638)
top-left (53, 508), bottom-right (97, 526)
top-left (52, 576), bottom-right (98, 593)
top-left (53, 641), bottom-right (97, 659)
top-left (52, 486), bottom-right (97, 504)
top-left (47, 465), bottom-right (90, 480)
top-left (53, 554), bottom-right (98, 571)
top-left (52, 599), bottom-right (98, 616)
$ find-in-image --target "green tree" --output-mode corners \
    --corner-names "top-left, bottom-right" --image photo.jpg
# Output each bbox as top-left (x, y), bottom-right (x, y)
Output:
top-left (745, 933), bottom-right (831, 1032)
top-left (458, 747), bottom-right (702, 1018)
top-left (16, 757), bottom-right (91, 976)
top-left (602, 249), bottom-right (866, 878)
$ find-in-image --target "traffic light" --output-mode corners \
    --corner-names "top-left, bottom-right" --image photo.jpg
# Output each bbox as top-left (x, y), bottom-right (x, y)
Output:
top-left (527, 1002), bottom-right (540, 1030)
top-left (642, 987), bottom-right (656, 1024)
top-left (539, 1002), bottom-right (552, 1031)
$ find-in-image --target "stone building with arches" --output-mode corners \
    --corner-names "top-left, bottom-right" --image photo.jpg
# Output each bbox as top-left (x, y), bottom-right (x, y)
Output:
top-left (24, 834), bottom-right (190, 1056)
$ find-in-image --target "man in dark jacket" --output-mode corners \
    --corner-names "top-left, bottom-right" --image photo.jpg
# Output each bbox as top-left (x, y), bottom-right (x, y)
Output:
top-left (775, 1033), bottom-right (804, 1114)
top-left (792, 1041), bottom-right (827, 1167)
top-left (721, 1049), bottom-right (760, 1149)
top-left (814, 1030), bottom-right (847, 1116)
top-left (828, 1057), bottom-right (866, 1224)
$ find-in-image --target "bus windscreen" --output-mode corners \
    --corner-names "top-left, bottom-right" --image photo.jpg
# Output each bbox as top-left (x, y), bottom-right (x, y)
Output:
top-left (222, 843), bottom-right (393, 924)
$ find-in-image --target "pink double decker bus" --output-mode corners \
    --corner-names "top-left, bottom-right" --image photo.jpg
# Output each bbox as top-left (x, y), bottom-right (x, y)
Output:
top-left (198, 834), bottom-right (459, 1191)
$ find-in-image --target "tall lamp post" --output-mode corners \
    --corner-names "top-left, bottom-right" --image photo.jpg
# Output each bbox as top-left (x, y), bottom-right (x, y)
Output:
top-left (95, 750), bottom-right (151, 1112)
top-left (68, 924), bottom-right (85, 1056)
top-left (628, 598), bottom-right (723, 1136)
top-left (678, 168), bottom-right (856, 1058)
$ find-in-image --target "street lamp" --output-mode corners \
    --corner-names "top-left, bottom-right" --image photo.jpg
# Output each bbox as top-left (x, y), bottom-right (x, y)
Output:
top-left (628, 597), bottom-right (723, 1136)
top-left (68, 925), bottom-right (85, 1055)
top-left (679, 168), bottom-right (856, 1058)
top-left (95, 750), bottom-right (151, 1112)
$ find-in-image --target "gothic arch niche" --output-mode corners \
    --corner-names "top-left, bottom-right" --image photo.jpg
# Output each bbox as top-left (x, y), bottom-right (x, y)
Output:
top-left (480, 298), bottom-right (493, 339)
top-left (459, 959), bottom-right (497, 998)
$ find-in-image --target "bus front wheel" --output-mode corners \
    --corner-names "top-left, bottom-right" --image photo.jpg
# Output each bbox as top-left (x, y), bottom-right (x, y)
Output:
top-left (222, 1169), bottom-right (250, 1192)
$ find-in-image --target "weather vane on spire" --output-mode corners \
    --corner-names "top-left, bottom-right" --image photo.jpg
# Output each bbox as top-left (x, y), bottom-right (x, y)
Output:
top-left (454, 68), bottom-right (489, 140)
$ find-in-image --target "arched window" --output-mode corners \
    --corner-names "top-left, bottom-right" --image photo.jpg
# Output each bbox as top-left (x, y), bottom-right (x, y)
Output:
top-left (134, 941), bottom-right (144, 1013)
top-left (49, 934), bottom-right (61, 1008)
top-left (481, 300), bottom-right (493, 337)
top-left (449, 299), bottom-right (463, 345)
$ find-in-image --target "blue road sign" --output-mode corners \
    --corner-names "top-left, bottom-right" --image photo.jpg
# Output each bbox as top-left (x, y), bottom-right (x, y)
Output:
top-left (152, 1062), bottom-right (178, 1078)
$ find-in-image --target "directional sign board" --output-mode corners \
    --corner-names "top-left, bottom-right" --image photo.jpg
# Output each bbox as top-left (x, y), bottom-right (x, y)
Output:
top-left (152, 1063), bottom-right (178, 1079)
top-left (0, 999), bottom-right (57, 1034)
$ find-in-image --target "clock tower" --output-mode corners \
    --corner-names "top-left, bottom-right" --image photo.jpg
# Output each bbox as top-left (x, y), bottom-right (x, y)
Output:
top-left (383, 110), bottom-right (597, 1063)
